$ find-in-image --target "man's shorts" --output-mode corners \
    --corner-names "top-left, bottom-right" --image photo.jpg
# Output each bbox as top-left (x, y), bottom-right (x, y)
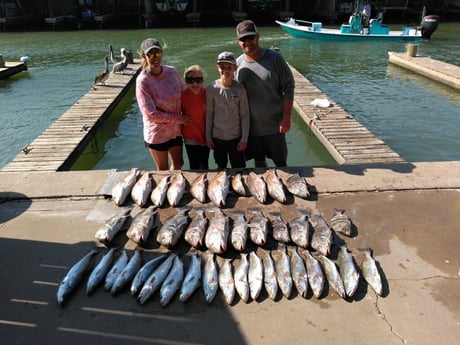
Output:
top-left (246, 133), bottom-right (287, 167)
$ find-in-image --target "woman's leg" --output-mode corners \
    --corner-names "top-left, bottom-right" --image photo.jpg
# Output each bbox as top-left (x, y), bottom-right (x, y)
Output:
top-left (148, 148), bottom-right (169, 170)
top-left (168, 145), bottom-right (183, 170)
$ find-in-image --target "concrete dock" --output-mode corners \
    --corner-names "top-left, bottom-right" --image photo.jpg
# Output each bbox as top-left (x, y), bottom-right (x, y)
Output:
top-left (0, 162), bottom-right (459, 345)
top-left (388, 52), bottom-right (460, 90)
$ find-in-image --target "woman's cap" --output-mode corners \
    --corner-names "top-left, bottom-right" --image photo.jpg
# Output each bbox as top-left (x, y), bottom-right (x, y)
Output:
top-left (217, 51), bottom-right (236, 65)
top-left (140, 38), bottom-right (162, 54)
top-left (236, 20), bottom-right (257, 39)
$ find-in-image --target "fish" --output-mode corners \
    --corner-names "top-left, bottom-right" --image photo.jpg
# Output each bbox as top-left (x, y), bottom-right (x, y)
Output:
top-left (290, 247), bottom-right (309, 298)
top-left (94, 208), bottom-right (132, 244)
top-left (330, 209), bottom-right (353, 236)
top-left (298, 248), bottom-right (325, 299)
top-left (264, 169), bottom-right (287, 203)
top-left (268, 212), bottom-right (290, 244)
top-left (248, 251), bottom-right (264, 301)
top-left (104, 249), bottom-right (129, 292)
top-left (359, 248), bottom-right (383, 296)
top-left (111, 250), bottom-right (143, 295)
top-left (190, 173), bottom-right (208, 203)
top-left (271, 244), bottom-right (292, 299)
top-left (338, 245), bottom-right (360, 298)
top-left (234, 253), bottom-right (250, 303)
top-left (318, 255), bottom-right (346, 299)
top-left (229, 210), bottom-right (249, 251)
top-left (202, 252), bottom-right (218, 303)
top-left (310, 214), bottom-right (333, 256)
top-left (262, 250), bottom-right (278, 300)
top-left (156, 207), bottom-right (191, 249)
top-left (218, 258), bottom-right (235, 305)
top-left (112, 168), bottom-right (141, 206)
top-left (137, 253), bottom-right (177, 304)
top-left (184, 209), bottom-right (208, 248)
top-left (231, 173), bottom-right (248, 196)
top-left (57, 248), bottom-right (99, 306)
top-left (159, 255), bottom-right (184, 307)
top-left (248, 208), bottom-right (268, 246)
top-left (285, 173), bottom-right (310, 199)
top-left (126, 205), bottom-right (158, 245)
top-left (205, 208), bottom-right (229, 254)
top-left (151, 174), bottom-right (170, 207)
top-left (131, 171), bottom-right (153, 207)
top-left (246, 171), bottom-right (267, 204)
top-left (131, 254), bottom-right (167, 296)
top-left (207, 170), bottom-right (229, 207)
top-left (167, 171), bottom-right (186, 207)
top-left (179, 253), bottom-right (202, 302)
top-left (86, 247), bottom-right (117, 296)
top-left (289, 209), bottom-right (311, 248)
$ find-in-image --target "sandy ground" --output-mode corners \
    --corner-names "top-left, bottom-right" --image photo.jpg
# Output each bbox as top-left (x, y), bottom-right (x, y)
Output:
top-left (0, 162), bottom-right (459, 345)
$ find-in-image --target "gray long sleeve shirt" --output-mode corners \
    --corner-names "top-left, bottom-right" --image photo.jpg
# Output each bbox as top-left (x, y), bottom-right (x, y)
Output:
top-left (206, 79), bottom-right (250, 142)
top-left (236, 48), bottom-right (295, 136)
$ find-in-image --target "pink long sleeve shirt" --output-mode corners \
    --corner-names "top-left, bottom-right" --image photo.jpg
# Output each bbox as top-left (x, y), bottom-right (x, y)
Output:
top-left (136, 65), bottom-right (184, 144)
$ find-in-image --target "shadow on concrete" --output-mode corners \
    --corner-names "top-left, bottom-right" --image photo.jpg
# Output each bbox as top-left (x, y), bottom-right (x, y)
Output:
top-left (0, 193), bottom-right (32, 223)
top-left (0, 238), bottom-right (249, 345)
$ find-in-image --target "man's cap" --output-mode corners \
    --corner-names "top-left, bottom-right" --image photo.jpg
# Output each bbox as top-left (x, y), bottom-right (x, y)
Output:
top-left (140, 38), bottom-right (162, 54)
top-left (236, 20), bottom-right (257, 39)
top-left (217, 51), bottom-right (236, 65)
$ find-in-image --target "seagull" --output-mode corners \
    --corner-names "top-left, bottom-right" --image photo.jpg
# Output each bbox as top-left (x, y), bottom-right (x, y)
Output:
top-left (112, 48), bottom-right (127, 74)
top-left (109, 44), bottom-right (121, 65)
top-left (93, 56), bottom-right (109, 88)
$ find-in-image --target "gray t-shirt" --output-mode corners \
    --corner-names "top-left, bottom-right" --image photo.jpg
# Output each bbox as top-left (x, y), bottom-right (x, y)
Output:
top-left (206, 79), bottom-right (250, 142)
top-left (236, 48), bottom-right (295, 136)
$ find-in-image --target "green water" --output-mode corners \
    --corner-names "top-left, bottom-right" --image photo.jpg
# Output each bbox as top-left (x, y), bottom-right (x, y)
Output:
top-left (1, 23), bottom-right (459, 170)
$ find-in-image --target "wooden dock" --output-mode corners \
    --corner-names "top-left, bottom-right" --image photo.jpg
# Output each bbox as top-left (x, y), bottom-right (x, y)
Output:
top-left (0, 61), bottom-right (27, 79)
top-left (1, 62), bottom-right (141, 172)
top-left (290, 65), bottom-right (405, 165)
top-left (388, 52), bottom-right (460, 90)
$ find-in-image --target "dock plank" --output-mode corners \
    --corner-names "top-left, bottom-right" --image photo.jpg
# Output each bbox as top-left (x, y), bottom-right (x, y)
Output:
top-left (290, 65), bottom-right (405, 164)
top-left (1, 61), bottom-right (141, 172)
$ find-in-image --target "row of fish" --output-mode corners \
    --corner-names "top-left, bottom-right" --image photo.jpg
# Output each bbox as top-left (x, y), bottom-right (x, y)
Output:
top-left (111, 168), bottom-right (311, 209)
top-left (95, 205), bottom-right (353, 256)
top-left (57, 244), bottom-right (383, 307)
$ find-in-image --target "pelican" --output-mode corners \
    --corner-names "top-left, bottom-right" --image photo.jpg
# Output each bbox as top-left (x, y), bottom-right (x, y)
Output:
top-left (93, 56), bottom-right (109, 87)
top-left (109, 44), bottom-right (121, 65)
top-left (112, 48), bottom-right (127, 74)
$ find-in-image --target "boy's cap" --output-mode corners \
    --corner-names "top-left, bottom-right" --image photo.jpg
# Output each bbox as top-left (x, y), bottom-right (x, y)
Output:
top-left (217, 51), bottom-right (236, 65)
top-left (236, 20), bottom-right (257, 39)
top-left (140, 38), bottom-right (162, 54)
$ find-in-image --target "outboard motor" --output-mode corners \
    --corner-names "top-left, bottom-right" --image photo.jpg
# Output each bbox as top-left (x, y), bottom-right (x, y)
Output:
top-left (421, 15), bottom-right (440, 39)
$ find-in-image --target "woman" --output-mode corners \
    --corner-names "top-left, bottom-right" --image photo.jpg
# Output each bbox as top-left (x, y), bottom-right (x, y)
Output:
top-left (136, 38), bottom-right (185, 170)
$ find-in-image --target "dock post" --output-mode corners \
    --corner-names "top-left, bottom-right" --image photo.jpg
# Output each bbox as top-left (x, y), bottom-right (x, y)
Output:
top-left (407, 44), bottom-right (418, 57)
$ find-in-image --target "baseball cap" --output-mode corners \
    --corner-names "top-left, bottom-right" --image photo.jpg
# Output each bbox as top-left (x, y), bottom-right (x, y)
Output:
top-left (236, 20), bottom-right (257, 39)
top-left (217, 51), bottom-right (236, 65)
top-left (140, 38), bottom-right (162, 55)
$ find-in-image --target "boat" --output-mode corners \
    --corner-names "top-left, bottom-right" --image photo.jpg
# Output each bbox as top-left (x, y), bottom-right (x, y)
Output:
top-left (276, 13), bottom-right (424, 42)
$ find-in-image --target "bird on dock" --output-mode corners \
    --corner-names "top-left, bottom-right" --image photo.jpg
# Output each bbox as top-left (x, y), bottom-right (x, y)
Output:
top-left (93, 56), bottom-right (109, 88)
top-left (109, 44), bottom-right (122, 65)
top-left (112, 48), bottom-right (128, 74)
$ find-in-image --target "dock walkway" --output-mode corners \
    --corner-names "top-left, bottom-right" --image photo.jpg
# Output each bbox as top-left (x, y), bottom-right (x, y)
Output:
top-left (1, 62), bottom-right (141, 172)
top-left (290, 65), bottom-right (405, 164)
top-left (388, 52), bottom-right (460, 90)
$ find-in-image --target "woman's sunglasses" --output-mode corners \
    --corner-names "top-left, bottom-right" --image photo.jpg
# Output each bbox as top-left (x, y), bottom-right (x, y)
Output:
top-left (185, 77), bottom-right (204, 84)
top-left (146, 51), bottom-right (162, 58)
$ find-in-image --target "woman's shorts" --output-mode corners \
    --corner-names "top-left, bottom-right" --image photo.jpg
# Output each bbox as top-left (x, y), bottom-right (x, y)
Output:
top-left (145, 136), bottom-right (183, 152)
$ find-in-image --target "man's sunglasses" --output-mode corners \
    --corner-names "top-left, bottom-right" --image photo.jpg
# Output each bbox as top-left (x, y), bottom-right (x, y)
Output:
top-left (239, 35), bottom-right (256, 42)
top-left (185, 77), bottom-right (204, 84)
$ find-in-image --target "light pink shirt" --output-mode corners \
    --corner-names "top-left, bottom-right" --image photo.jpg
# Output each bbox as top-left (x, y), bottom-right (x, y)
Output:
top-left (136, 65), bottom-right (184, 144)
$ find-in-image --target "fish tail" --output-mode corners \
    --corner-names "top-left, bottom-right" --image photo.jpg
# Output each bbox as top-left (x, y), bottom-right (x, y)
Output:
top-left (296, 208), bottom-right (312, 217)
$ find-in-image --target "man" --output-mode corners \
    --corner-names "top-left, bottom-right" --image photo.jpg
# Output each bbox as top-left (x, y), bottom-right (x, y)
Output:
top-left (235, 20), bottom-right (295, 168)
top-left (362, 1), bottom-right (371, 30)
